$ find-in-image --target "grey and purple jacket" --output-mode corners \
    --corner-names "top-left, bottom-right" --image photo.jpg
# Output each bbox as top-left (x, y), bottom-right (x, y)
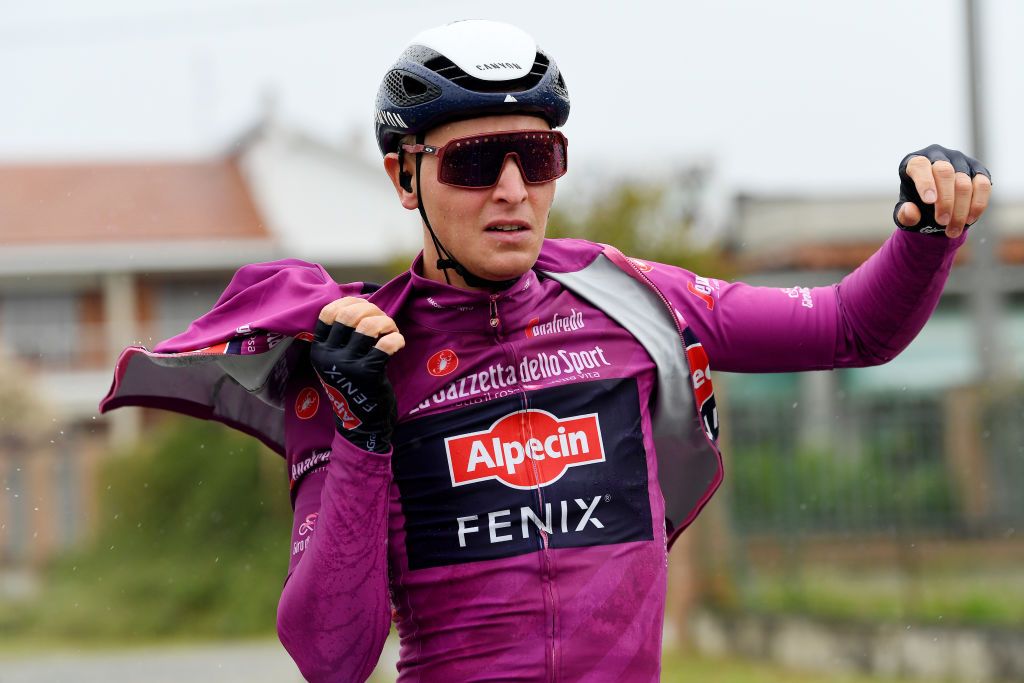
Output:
top-left (100, 231), bottom-right (964, 682)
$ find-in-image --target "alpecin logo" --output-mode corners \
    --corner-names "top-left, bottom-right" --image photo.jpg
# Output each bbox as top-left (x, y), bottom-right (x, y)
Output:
top-left (427, 349), bottom-right (460, 377)
top-left (445, 409), bottom-right (605, 489)
top-left (295, 387), bottom-right (320, 420)
top-left (320, 382), bottom-right (362, 430)
top-left (525, 308), bottom-right (585, 339)
top-left (683, 327), bottom-right (719, 441)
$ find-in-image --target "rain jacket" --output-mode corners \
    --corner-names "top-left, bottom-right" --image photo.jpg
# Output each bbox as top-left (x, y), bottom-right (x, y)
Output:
top-left (100, 231), bottom-right (964, 682)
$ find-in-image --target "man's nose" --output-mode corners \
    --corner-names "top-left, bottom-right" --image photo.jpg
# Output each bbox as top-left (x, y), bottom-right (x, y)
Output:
top-left (491, 154), bottom-right (529, 202)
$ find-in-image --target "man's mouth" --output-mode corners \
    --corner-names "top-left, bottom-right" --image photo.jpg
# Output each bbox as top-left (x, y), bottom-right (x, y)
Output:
top-left (485, 221), bottom-right (530, 233)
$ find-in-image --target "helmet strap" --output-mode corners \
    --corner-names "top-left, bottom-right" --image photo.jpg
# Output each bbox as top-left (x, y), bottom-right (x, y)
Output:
top-left (412, 132), bottom-right (519, 291)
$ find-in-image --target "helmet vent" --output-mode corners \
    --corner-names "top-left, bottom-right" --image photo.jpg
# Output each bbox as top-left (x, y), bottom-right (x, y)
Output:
top-left (552, 70), bottom-right (569, 100)
top-left (424, 52), bottom-right (551, 94)
top-left (383, 69), bottom-right (442, 107)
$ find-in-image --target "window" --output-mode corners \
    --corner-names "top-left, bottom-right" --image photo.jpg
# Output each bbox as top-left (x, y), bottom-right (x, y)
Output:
top-left (0, 294), bottom-right (80, 368)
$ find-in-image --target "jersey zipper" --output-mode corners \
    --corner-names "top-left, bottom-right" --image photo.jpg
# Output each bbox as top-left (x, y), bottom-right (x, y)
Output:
top-left (488, 292), bottom-right (559, 682)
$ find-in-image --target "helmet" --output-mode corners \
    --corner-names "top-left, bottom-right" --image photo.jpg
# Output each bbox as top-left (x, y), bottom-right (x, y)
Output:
top-left (374, 20), bottom-right (570, 156)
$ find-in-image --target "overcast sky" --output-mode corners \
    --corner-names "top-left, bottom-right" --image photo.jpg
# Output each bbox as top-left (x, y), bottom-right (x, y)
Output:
top-left (2, 0), bottom-right (1020, 206)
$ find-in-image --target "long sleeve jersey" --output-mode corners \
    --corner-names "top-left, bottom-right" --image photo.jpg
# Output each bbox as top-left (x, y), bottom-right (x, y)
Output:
top-left (275, 230), bottom-right (964, 682)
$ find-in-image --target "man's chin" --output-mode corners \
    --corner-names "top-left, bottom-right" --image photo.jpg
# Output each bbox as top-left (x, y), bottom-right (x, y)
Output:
top-left (477, 255), bottom-right (538, 281)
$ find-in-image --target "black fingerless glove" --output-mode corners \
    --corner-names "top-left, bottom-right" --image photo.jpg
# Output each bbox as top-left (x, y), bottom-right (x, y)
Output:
top-left (309, 320), bottom-right (398, 453)
top-left (894, 144), bottom-right (992, 235)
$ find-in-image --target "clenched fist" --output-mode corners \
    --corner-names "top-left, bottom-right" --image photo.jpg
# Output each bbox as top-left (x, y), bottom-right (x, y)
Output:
top-left (894, 144), bottom-right (992, 239)
top-left (309, 297), bottom-right (405, 453)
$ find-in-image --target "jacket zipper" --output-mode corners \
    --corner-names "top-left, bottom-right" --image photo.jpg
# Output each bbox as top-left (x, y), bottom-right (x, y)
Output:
top-left (615, 250), bottom-right (725, 539)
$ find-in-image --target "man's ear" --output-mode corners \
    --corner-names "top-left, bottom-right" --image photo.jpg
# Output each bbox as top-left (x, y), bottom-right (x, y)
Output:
top-left (383, 153), bottom-right (418, 210)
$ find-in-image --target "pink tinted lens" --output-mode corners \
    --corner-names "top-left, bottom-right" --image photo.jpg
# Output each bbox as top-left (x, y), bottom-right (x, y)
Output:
top-left (438, 131), bottom-right (567, 187)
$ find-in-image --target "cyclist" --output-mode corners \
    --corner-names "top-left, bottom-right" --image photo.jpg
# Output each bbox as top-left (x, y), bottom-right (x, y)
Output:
top-left (100, 19), bottom-right (991, 683)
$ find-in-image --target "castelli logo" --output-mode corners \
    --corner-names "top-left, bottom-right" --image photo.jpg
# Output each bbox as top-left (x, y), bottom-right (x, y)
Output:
top-left (295, 387), bottom-right (320, 420)
top-left (628, 258), bottom-right (654, 273)
top-left (427, 349), bottom-right (459, 377)
top-left (295, 331), bottom-right (315, 342)
top-left (445, 409), bottom-right (605, 489)
top-left (320, 383), bottom-right (362, 430)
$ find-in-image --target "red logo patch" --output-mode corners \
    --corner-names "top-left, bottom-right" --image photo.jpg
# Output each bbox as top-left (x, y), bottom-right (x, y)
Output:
top-left (445, 410), bottom-right (605, 489)
top-left (320, 383), bottom-right (362, 430)
top-left (687, 276), bottom-right (716, 311)
top-left (295, 387), bottom-right (320, 420)
top-left (427, 349), bottom-right (459, 377)
top-left (295, 331), bottom-right (315, 342)
top-left (686, 342), bottom-right (714, 408)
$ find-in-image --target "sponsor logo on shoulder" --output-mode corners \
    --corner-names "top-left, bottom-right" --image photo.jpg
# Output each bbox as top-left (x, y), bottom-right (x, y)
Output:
top-left (445, 409), bottom-right (605, 489)
top-left (525, 308), bottom-right (585, 339)
top-left (687, 275), bottom-right (718, 310)
top-left (295, 387), bottom-right (320, 420)
top-left (781, 286), bottom-right (814, 309)
top-left (427, 349), bottom-right (459, 377)
top-left (628, 258), bottom-right (654, 273)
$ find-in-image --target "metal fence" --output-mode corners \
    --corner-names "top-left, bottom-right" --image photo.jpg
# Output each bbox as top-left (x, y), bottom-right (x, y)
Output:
top-left (726, 385), bottom-right (1024, 538)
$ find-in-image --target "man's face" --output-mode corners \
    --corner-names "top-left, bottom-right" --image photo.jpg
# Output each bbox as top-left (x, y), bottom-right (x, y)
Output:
top-left (385, 114), bottom-right (558, 289)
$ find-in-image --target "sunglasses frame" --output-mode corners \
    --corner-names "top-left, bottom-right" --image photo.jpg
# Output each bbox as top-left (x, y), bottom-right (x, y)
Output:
top-left (400, 129), bottom-right (569, 189)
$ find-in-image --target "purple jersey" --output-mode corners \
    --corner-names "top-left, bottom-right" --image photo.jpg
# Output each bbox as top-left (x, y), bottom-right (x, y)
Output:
top-left (275, 232), bottom-right (964, 681)
top-left (100, 232), bottom-right (964, 682)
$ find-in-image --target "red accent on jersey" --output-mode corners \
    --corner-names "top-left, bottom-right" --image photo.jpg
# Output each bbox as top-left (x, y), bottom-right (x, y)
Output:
top-left (685, 342), bottom-right (714, 408)
top-left (427, 349), bottom-right (460, 377)
top-left (295, 387), bottom-right (320, 420)
top-left (687, 281), bottom-right (715, 311)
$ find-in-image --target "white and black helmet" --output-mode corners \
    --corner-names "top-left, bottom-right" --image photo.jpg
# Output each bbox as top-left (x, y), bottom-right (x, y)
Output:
top-left (374, 20), bottom-right (570, 155)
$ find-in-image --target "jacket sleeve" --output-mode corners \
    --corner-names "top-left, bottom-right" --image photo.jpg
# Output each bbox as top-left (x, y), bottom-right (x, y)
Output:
top-left (277, 432), bottom-right (392, 683)
top-left (649, 229), bottom-right (965, 373)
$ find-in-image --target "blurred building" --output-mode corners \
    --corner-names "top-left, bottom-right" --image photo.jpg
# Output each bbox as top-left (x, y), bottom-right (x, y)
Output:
top-left (0, 118), bottom-right (420, 567)
top-left (724, 194), bottom-right (1024, 397)
top-left (721, 194), bottom-right (1024, 540)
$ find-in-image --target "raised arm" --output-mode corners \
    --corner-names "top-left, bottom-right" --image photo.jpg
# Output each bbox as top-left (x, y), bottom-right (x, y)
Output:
top-left (277, 299), bottom-right (404, 683)
top-left (655, 145), bottom-right (991, 373)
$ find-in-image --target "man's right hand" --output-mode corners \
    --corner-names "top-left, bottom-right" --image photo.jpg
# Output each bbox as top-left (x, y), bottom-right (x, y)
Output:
top-left (309, 297), bottom-right (405, 453)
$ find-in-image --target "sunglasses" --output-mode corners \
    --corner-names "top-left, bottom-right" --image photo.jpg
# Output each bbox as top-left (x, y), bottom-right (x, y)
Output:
top-left (401, 129), bottom-right (568, 189)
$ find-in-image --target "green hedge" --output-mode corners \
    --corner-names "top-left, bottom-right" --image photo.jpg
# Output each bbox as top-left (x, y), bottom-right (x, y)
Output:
top-left (3, 416), bottom-right (292, 643)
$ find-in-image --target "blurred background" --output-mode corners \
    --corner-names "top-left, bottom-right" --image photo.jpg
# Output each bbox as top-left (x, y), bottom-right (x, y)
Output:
top-left (0, 1), bottom-right (1022, 681)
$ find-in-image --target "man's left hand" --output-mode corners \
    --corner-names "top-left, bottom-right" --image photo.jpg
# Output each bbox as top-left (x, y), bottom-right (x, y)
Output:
top-left (894, 144), bottom-right (992, 239)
